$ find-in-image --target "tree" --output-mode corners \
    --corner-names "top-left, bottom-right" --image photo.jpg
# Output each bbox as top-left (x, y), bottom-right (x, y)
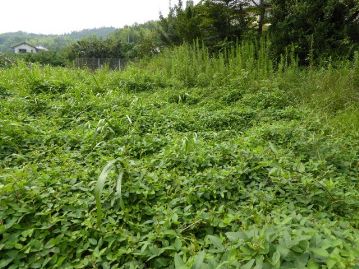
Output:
top-left (159, 0), bottom-right (203, 46)
top-left (201, 0), bottom-right (249, 48)
top-left (158, 0), bottom-right (252, 51)
top-left (270, 0), bottom-right (359, 64)
top-left (108, 22), bottom-right (162, 59)
top-left (66, 36), bottom-right (124, 60)
top-left (248, 0), bottom-right (271, 35)
top-left (210, 0), bottom-right (271, 36)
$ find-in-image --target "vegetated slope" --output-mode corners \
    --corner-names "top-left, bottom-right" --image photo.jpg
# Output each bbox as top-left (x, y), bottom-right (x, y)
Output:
top-left (0, 52), bottom-right (359, 268)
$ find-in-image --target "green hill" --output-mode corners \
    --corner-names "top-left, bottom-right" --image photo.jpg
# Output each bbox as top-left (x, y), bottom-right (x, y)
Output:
top-left (0, 27), bottom-right (117, 52)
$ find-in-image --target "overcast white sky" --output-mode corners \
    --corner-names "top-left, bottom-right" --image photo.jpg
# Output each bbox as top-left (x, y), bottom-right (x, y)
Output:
top-left (0, 0), bottom-right (199, 35)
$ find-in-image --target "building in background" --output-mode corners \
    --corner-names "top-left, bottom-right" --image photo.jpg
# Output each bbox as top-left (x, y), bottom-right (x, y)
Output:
top-left (11, 42), bottom-right (48, 53)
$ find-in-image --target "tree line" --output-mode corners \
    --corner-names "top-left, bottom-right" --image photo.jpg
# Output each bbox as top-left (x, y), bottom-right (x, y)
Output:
top-left (158, 0), bottom-right (359, 64)
top-left (15, 0), bottom-right (359, 66)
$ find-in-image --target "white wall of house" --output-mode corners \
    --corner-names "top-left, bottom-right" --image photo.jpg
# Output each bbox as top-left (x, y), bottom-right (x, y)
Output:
top-left (14, 44), bottom-right (37, 54)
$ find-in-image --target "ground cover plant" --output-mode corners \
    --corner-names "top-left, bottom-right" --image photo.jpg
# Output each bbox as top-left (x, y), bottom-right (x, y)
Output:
top-left (0, 44), bottom-right (359, 268)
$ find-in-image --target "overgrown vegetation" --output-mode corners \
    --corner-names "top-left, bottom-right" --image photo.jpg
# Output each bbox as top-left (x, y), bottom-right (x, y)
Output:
top-left (0, 53), bottom-right (16, 68)
top-left (0, 41), bottom-right (358, 268)
top-left (270, 0), bottom-right (359, 64)
top-left (3, 1), bottom-right (358, 67)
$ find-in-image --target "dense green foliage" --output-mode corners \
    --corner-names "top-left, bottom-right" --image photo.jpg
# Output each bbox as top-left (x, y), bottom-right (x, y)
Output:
top-left (66, 36), bottom-right (124, 60)
top-left (0, 23), bottom-right (161, 65)
top-left (109, 22), bottom-right (162, 59)
top-left (158, 0), bottom-right (358, 61)
top-left (159, 0), bottom-right (255, 50)
top-left (1, 1), bottom-right (358, 267)
top-left (20, 51), bottom-right (68, 67)
top-left (270, 0), bottom-right (359, 64)
top-left (58, 22), bottom-right (162, 62)
top-left (1, 42), bottom-right (358, 268)
top-left (0, 51), bottom-right (69, 68)
top-left (0, 53), bottom-right (16, 68)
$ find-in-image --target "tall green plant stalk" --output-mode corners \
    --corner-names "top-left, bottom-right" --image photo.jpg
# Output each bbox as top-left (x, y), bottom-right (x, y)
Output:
top-left (138, 38), bottom-right (300, 87)
top-left (95, 159), bottom-right (125, 226)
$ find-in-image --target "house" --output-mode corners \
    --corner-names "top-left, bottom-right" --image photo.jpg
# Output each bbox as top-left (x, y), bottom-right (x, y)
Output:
top-left (11, 42), bottom-right (48, 54)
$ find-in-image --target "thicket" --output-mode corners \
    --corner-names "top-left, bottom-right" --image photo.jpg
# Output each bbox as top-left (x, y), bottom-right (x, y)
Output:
top-left (66, 37), bottom-right (124, 60)
top-left (270, 0), bottom-right (359, 64)
top-left (0, 40), bottom-right (358, 268)
top-left (65, 22), bottom-right (161, 63)
top-left (159, 0), bottom-right (359, 63)
top-left (0, 53), bottom-right (16, 68)
top-left (21, 51), bottom-right (68, 67)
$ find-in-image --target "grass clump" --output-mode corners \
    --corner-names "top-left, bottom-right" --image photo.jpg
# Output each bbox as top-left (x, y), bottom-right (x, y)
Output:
top-left (0, 84), bottom-right (11, 98)
top-left (95, 159), bottom-right (125, 225)
top-left (29, 79), bottom-right (71, 94)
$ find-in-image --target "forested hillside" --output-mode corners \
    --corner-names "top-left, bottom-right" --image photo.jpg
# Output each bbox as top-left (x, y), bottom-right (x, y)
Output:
top-left (0, 27), bottom-right (117, 52)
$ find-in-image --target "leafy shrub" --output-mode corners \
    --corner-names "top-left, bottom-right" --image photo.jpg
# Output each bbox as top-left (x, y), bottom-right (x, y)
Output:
top-left (25, 98), bottom-right (49, 116)
top-left (0, 84), bottom-right (11, 98)
top-left (221, 89), bottom-right (243, 104)
top-left (200, 109), bottom-right (255, 131)
top-left (21, 51), bottom-right (67, 67)
top-left (29, 79), bottom-right (71, 94)
top-left (119, 72), bottom-right (168, 92)
top-left (242, 88), bottom-right (292, 109)
top-left (0, 121), bottom-right (40, 162)
top-left (0, 53), bottom-right (15, 68)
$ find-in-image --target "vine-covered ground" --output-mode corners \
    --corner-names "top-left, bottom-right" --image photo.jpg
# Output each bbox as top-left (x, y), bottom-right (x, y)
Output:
top-left (1, 56), bottom-right (359, 268)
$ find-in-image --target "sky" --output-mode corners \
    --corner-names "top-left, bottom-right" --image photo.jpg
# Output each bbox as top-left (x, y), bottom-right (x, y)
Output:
top-left (0, 0), bottom-right (199, 35)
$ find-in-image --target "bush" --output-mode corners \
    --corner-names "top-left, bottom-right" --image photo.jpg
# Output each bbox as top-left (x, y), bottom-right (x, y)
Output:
top-left (270, 0), bottom-right (359, 64)
top-left (0, 53), bottom-right (15, 68)
top-left (22, 51), bottom-right (68, 67)
top-left (0, 84), bottom-right (11, 98)
top-left (29, 79), bottom-right (71, 94)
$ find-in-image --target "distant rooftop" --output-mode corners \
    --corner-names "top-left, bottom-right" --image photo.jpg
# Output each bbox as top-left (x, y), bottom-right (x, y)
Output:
top-left (35, 45), bottom-right (48, 51)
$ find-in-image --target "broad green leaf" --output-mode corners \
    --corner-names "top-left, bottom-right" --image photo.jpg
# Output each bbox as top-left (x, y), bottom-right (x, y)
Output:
top-left (174, 238), bottom-right (182, 251)
top-left (89, 238), bottom-right (97, 245)
top-left (326, 259), bottom-right (337, 269)
top-left (311, 248), bottom-right (329, 257)
top-left (225, 231), bottom-right (247, 242)
top-left (307, 260), bottom-right (320, 269)
top-left (174, 254), bottom-right (187, 269)
top-left (254, 255), bottom-right (264, 269)
top-left (193, 251), bottom-right (205, 269)
top-left (242, 259), bottom-right (255, 269)
top-left (207, 235), bottom-right (224, 250)
top-left (0, 258), bottom-right (13, 269)
top-left (45, 238), bottom-right (57, 249)
top-left (272, 250), bottom-right (280, 266)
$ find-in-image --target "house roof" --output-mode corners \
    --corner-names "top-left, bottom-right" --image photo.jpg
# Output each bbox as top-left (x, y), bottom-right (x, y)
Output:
top-left (35, 45), bottom-right (48, 51)
top-left (11, 42), bottom-right (37, 49)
